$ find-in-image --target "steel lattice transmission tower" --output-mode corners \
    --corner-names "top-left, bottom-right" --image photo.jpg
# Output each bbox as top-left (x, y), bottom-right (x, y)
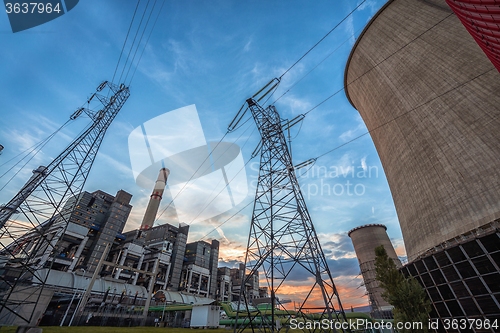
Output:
top-left (235, 98), bottom-right (348, 333)
top-left (0, 81), bottom-right (129, 326)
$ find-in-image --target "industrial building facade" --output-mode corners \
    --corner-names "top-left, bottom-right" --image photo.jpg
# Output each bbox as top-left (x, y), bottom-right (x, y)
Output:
top-left (1, 185), bottom-right (261, 326)
top-left (180, 240), bottom-right (219, 298)
top-left (23, 188), bottom-right (221, 298)
top-left (345, 0), bottom-right (500, 330)
top-left (108, 221), bottom-right (190, 293)
top-left (4, 189), bottom-right (133, 278)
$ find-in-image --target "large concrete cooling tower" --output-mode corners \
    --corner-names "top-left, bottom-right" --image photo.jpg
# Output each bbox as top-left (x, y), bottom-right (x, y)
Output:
top-left (344, 0), bottom-right (500, 325)
top-left (348, 224), bottom-right (400, 318)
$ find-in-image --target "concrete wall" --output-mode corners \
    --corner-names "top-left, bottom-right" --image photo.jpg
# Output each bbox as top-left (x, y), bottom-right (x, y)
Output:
top-left (345, 0), bottom-right (500, 262)
top-left (348, 224), bottom-right (400, 313)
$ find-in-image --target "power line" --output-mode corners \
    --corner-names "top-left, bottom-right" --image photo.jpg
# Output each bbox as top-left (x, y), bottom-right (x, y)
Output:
top-left (272, 29), bottom-right (360, 106)
top-left (0, 107), bottom-right (95, 190)
top-left (255, 1), bottom-right (368, 109)
top-left (199, 198), bottom-right (254, 241)
top-left (124, 0), bottom-right (159, 84)
top-left (266, 12), bottom-right (458, 161)
top-left (191, 12), bottom-right (487, 245)
top-left (0, 120), bottom-right (71, 173)
top-left (149, 7), bottom-right (458, 244)
top-left (129, 0), bottom-right (166, 84)
top-left (118, 0), bottom-right (152, 84)
top-left (279, 0), bottom-right (366, 80)
top-left (185, 126), bottom-right (258, 225)
top-left (154, 120), bottom-right (257, 225)
top-left (280, 11), bottom-right (454, 120)
top-left (111, 0), bottom-right (165, 87)
top-left (111, 0), bottom-right (141, 84)
top-left (272, 9), bottom-right (455, 140)
top-left (302, 12), bottom-right (457, 160)
top-left (313, 66), bottom-right (495, 162)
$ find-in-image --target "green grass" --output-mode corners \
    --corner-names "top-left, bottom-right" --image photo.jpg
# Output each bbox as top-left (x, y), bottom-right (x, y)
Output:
top-left (0, 328), bottom-right (232, 333)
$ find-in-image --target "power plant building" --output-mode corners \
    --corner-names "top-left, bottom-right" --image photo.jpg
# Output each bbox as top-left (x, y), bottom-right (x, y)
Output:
top-left (179, 240), bottom-right (219, 298)
top-left (108, 222), bottom-right (189, 293)
top-left (348, 224), bottom-right (400, 318)
top-left (217, 267), bottom-right (232, 302)
top-left (0, 183), bottom-right (222, 326)
top-left (4, 189), bottom-right (133, 277)
top-left (229, 263), bottom-right (260, 302)
top-left (345, 0), bottom-right (500, 327)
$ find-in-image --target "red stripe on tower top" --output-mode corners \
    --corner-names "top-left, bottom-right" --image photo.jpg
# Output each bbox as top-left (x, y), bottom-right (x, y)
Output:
top-left (446, 0), bottom-right (500, 72)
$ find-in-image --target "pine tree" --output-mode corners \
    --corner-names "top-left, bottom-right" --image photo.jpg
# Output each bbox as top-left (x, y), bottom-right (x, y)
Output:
top-left (374, 245), bottom-right (431, 333)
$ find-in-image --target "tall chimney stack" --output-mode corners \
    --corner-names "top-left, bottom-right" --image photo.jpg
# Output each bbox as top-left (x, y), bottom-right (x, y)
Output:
top-left (140, 167), bottom-right (170, 230)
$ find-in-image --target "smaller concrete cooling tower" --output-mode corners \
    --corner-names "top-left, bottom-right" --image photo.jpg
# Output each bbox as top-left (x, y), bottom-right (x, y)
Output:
top-left (348, 224), bottom-right (401, 318)
top-left (140, 168), bottom-right (169, 231)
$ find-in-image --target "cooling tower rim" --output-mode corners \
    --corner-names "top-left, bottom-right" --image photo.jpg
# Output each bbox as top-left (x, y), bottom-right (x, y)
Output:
top-left (348, 223), bottom-right (387, 237)
top-left (343, 0), bottom-right (394, 109)
top-left (343, 0), bottom-right (452, 109)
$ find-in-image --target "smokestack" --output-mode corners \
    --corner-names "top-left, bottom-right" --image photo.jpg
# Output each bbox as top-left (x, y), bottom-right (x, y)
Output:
top-left (140, 168), bottom-right (170, 231)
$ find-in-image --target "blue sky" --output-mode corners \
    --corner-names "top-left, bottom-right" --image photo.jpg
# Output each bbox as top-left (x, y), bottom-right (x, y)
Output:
top-left (0, 0), bottom-right (401, 308)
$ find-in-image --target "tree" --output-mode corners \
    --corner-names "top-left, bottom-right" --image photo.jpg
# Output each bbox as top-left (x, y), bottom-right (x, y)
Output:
top-left (374, 245), bottom-right (431, 333)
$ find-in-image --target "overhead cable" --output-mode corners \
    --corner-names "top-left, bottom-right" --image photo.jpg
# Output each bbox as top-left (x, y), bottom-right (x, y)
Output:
top-left (124, 0), bottom-right (159, 84)
top-left (111, 0), bottom-right (141, 84)
top-left (279, 0), bottom-right (366, 80)
top-left (129, 0), bottom-right (166, 84)
top-left (118, 0), bottom-right (152, 84)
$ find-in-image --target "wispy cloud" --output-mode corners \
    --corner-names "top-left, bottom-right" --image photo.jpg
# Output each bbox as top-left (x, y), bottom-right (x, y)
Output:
top-left (98, 152), bottom-right (134, 177)
top-left (360, 156), bottom-right (367, 171)
top-left (277, 93), bottom-right (313, 116)
top-left (243, 37), bottom-right (252, 52)
top-left (339, 114), bottom-right (366, 142)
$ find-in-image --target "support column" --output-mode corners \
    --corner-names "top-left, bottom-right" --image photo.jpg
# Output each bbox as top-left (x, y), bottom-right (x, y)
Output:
top-left (74, 243), bottom-right (111, 323)
top-left (142, 258), bottom-right (160, 325)
top-left (114, 248), bottom-right (129, 279)
top-left (68, 236), bottom-right (89, 271)
top-left (164, 263), bottom-right (171, 288)
top-left (187, 270), bottom-right (193, 293)
top-left (133, 253), bottom-right (145, 285)
top-left (206, 275), bottom-right (211, 296)
top-left (35, 228), bottom-right (64, 269)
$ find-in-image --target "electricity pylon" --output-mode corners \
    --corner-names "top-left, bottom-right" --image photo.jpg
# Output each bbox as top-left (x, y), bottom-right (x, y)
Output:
top-left (235, 98), bottom-right (349, 333)
top-left (0, 81), bottom-right (129, 326)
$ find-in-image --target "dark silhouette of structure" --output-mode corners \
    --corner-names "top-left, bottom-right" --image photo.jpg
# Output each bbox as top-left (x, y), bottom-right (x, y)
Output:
top-left (0, 81), bottom-right (130, 326)
top-left (235, 97), bottom-right (347, 333)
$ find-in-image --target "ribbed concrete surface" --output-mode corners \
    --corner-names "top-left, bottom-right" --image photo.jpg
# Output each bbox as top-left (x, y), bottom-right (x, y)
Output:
top-left (344, 0), bottom-right (500, 262)
top-left (348, 224), bottom-right (400, 310)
